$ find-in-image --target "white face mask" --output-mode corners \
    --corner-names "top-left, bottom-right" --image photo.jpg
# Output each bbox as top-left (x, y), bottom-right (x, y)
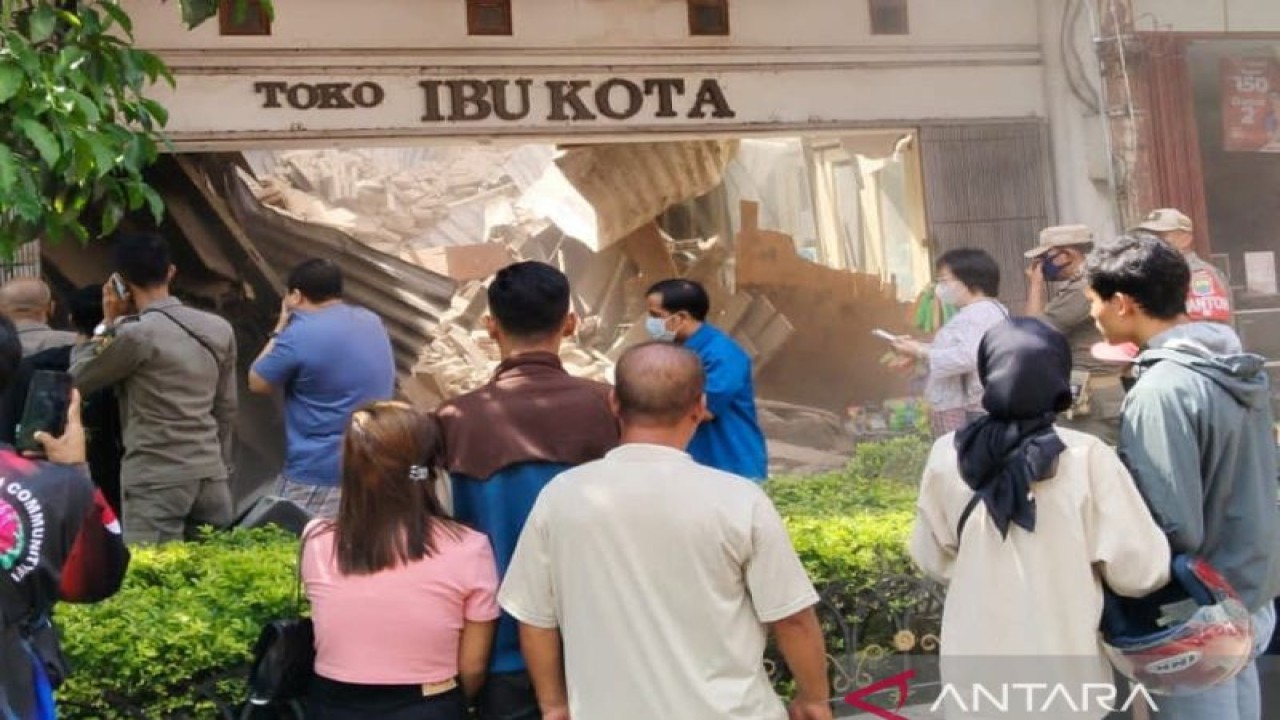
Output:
top-left (935, 279), bottom-right (965, 306)
top-left (645, 315), bottom-right (677, 342)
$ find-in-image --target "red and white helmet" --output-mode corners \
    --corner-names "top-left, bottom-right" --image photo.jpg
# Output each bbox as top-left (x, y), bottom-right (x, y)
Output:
top-left (1101, 556), bottom-right (1255, 695)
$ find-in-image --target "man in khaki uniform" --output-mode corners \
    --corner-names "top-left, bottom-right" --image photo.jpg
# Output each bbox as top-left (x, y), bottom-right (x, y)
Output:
top-left (1133, 208), bottom-right (1234, 324)
top-left (0, 277), bottom-right (77, 356)
top-left (1024, 225), bottom-right (1124, 444)
top-left (70, 233), bottom-right (237, 544)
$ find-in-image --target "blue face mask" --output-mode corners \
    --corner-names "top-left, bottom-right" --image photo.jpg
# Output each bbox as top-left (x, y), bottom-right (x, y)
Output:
top-left (645, 316), bottom-right (677, 342)
top-left (1042, 257), bottom-right (1068, 282)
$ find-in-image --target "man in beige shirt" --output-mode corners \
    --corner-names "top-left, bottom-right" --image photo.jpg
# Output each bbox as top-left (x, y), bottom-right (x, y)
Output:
top-left (0, 277), bottom-right (77, 357)
top-left (70, 233), bottom-right (237, 544)
top-left (499, 342), bottom-right (831, 720)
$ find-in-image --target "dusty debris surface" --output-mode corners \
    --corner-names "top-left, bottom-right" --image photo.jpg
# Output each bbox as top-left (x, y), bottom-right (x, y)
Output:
top-left (120, 144), bottom-right (927, 484)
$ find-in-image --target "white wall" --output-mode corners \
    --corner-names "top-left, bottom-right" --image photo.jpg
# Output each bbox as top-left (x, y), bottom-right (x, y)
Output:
top-left (1039, 0), bottom-right (1120, 235)
top-left (124, 0), bottom-right (1040, 51)
top-left (121, 0), bottom-right (1050, 148)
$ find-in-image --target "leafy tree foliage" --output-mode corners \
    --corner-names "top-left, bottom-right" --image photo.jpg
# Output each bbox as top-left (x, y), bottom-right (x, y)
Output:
top-left (0, 0), bottom-right (270, 254)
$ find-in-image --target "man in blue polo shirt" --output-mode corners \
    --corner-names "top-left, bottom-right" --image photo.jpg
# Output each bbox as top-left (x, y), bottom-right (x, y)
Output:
top-left (249, 258), bottom-right (395, 517)
top-left (645, 279), bottom-right (767, 481)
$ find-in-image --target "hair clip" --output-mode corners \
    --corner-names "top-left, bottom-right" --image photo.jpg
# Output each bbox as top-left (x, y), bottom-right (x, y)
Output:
top-left (409, 465), bottom-right (432, 482)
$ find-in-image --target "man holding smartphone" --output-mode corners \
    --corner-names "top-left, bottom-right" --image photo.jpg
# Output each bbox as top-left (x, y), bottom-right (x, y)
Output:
top-left (0, 315), bottom-right (129, 720)
top-left (69, 233), bottom-right (238, 544)
top-left (248, 259), bottom-right (395, 518)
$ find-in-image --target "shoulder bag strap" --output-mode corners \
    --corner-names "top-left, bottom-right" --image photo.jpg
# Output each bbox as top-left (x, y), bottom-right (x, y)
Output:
top-left (955, 493), bottom-right (984, 546)
top-left (143, 307), bottom-right (221, 366)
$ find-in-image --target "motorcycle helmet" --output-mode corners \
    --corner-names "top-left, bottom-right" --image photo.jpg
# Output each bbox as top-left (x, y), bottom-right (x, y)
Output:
top-left (1100, 556), bottom-right (1255, 695)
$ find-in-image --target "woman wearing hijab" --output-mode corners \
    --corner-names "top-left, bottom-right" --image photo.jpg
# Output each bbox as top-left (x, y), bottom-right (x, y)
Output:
top-left (910, 318), bottom-right (1170, 720)
top-left (890, 248), bottom-right (1008, 438)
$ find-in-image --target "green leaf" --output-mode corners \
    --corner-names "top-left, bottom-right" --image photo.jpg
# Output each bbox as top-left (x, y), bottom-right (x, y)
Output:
top-left (180, 0), bottom-right (219, 29)
top-left (54, 47), bottom-right (87, 76)
top-left (101, 199), bottom-right (125, 236)
top-left (101, 2), bottom-right (135, 36)
top-left (140, 183), bottom-right (165, 223)
top-left (139, 52), bottom-right (175, 87)
top-left (0, 64), bottom-right (22, 104)
top-left (17, 119), bottom-right (61, 166)
top-left (29, 5), bottom-right (58, 44)
top-left (66, 90), bottom-right (103, 124)
top-left (139, 98), bottom-right (169, 126)
top-left (85, 134), bottom-right (118, 172)
top-left (0, 146), bottom-right (18, 195)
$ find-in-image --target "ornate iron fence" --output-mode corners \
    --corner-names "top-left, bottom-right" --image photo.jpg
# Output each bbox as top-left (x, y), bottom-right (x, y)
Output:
top-left (767, 572), bottom-right (945, 702)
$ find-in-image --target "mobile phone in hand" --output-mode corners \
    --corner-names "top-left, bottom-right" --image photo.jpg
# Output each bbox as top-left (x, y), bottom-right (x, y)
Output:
top-left (15, 371), bottom-right (73, 454)
top-left (110, 273), bottom-right (129, 299)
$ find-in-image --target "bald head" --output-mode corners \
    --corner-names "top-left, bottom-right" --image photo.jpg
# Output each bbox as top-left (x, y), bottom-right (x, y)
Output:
top-left (615, 342), bottom-right (705, 427)
top-left (0, 278), bottom-right (53, 321)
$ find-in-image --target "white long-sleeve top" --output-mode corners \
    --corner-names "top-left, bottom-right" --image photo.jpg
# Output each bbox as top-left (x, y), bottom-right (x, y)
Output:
top-left (924, 299), bottom-right (1008, 412)
top-left (910, 428), bottom-right (1171, 720)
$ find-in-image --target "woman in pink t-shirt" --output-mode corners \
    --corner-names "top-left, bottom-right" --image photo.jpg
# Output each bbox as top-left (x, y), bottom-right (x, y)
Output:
top-left (301, 401), bottom-right (500, 719)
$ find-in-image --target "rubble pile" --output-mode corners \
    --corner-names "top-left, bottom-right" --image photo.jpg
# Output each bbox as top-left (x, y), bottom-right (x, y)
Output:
top-left (245, 144), bottom-right (919, 467)
top-left (406, 281), bottom-right (615, 408)
top-left (248, 146), bottom-right (554, 268)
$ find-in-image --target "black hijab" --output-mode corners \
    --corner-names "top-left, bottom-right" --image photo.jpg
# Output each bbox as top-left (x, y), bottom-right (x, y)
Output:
top-left (953, 317), bottom-right (1073, 538)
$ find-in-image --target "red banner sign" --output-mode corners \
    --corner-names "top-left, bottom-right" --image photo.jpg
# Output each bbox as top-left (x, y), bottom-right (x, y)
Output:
top-left (1222, 57), bottom-right (1280, 153)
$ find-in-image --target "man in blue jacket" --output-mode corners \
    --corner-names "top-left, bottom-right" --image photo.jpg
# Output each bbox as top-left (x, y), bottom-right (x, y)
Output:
top-left (437, 261), bottom-right (619, 719)
top-left (1085, 235), bottom-right (1279, 720)
top-left (645, 279), bottom-right (767, 481)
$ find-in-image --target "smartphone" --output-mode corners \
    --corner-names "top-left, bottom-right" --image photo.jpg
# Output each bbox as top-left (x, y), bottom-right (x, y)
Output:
top-left (871, 329), bottom-right (899, 342)
top-left (15, 371), bottom-right (73, 454)
top-left (110, 273), bottom-right (128, 299)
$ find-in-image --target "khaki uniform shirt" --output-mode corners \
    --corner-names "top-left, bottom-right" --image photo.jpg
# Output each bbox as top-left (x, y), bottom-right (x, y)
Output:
top-left (69, 297), bottom-right (237, 487)
top-left (1041, 276), bottom-right (1117, 377)
top-left (15, 320), bottom-right (77, 358)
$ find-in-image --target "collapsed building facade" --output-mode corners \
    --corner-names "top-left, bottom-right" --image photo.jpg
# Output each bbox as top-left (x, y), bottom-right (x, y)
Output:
top-left (26, 0), bottom-right (1280, 503)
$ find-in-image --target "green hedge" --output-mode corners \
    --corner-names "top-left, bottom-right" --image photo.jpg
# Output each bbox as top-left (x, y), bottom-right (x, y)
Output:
top-left (56, 528), bottom-right (299, 719)
top-left (52, 436), bottom-right (931, 718)
top-left (768, 434), bottom-right (928, 585)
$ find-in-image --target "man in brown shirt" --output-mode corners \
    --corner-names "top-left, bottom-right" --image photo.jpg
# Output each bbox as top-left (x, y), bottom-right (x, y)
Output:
top-left (435, 261), bottom-right (619, 720)
top-left (1025, 224), bottom-right (1124, 444)
top-left (70, 233), bottom-right (237, 544)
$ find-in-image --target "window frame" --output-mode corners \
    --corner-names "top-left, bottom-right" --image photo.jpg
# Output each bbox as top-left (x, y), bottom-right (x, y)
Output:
top-left (467, 0), bottom-right (514, 36)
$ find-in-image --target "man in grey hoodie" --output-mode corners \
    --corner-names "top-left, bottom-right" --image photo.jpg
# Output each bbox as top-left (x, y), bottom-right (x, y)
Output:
top-left (1084, 234), bottom-right (1279, 720)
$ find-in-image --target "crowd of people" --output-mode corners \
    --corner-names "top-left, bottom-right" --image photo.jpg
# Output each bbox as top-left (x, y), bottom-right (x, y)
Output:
top-left (0, 212), bottom-right (1277, 719)
top-left (907, 210), bottom-right (1278, 720)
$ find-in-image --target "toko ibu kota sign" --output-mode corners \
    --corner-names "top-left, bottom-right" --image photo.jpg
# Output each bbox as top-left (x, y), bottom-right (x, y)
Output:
top-left (252, 76), bottom-right (736, 123)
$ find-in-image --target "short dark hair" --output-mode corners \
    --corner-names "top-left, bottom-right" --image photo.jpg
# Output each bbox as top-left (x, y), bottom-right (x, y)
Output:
top-left (69, 285), bottom-right (105, 337)
top-left (488, 261), bottom-right (571, 339)
top-left (0, 316), bottom-right (21, 394)
top-left (937, 248), bottom-right (1000, 297)
top-left (288, 259), bottom-right (343, 302)
top-left (114, 232), bottom-right (171, 288)
top-left (615, 342), bottom-right (705, 426)
top-left (647, 279), bottom-right (710, 321)
top-left (1084, 234), bottom-right (1188, 320)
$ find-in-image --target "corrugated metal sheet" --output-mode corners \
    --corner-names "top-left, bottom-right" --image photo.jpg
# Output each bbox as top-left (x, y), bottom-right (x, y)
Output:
top-left (556, 140), bottom-right (739, 250)
top-left (215, 161), bottom-right (457, 374)
top-left (920, 123), bottom-right (1054, 311)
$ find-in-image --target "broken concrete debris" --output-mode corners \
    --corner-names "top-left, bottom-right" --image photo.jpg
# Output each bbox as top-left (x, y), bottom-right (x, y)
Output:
top-left (241, 146), bottom-right (919, 467)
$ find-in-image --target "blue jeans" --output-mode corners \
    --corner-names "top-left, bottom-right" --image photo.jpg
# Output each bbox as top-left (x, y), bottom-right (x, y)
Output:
top-left (1154, 602), bottom-right (1277, 720)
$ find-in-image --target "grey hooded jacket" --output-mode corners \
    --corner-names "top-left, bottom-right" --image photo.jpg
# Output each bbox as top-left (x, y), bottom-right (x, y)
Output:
top-left (1120, 323), bottom-right (1280, 611)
